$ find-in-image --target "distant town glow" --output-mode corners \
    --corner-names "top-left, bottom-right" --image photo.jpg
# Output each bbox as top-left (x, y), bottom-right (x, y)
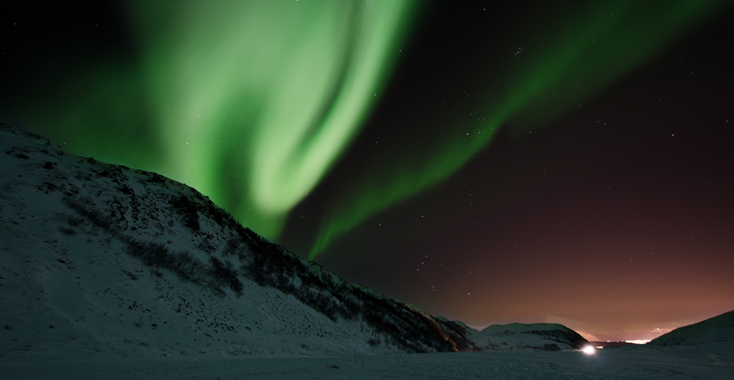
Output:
top-left (625, 340), bottom-right (651, 345)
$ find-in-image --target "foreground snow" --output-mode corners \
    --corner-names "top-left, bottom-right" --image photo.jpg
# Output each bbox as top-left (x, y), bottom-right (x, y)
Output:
top-left (2, 342), bottom-right (733, 379)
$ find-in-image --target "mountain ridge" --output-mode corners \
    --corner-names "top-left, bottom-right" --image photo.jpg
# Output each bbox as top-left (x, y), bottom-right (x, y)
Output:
top-left (0, 122), bottom-right (587, 359)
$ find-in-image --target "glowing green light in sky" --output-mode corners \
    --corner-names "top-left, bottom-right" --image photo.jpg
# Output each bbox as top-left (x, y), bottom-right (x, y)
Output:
top-left (135, 0), bottom-right (417, 238)
top-left (308, 1), bottom-right (727, 258)
top-left (14, 0), bottom-right (416, 240)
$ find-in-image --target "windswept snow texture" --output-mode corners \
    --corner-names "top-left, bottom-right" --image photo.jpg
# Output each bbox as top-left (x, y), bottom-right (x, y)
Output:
top-left (1, 121), bottom-right (733, 378)
top-left (3, 343), bottom-right (734, 379)
top-left (651, 310), bottom-right (734, 346)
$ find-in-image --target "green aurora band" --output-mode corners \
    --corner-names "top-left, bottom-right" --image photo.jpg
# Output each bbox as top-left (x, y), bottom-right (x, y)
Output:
top-left (308, 1), bottom-right (727, 258)
top-left (13, 0), bottom-right (417, 239)
top-left (133, 0), bottom-right (418, 238)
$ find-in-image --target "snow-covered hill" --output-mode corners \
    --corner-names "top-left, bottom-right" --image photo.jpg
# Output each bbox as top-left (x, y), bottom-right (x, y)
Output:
top-left (650, 310), bottom-right (734, 346)
top-left (0, 122), bottom-right (587, 360)
top-left (464, 321), bottom-right (588, 352)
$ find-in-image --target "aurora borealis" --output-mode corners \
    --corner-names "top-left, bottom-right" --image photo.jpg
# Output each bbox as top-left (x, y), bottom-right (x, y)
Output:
top-left (3, 0), bottom-right (734, 341)
top-left (5, 0), bottom-right (419, 239)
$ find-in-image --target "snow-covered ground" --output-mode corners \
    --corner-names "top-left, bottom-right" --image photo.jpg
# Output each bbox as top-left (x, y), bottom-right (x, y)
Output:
top-left (2, 342), bottom-right (733, 379)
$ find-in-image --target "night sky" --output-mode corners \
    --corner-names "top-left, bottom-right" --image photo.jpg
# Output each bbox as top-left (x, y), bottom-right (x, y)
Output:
top-left (2, 1), bottom-right (733, 342)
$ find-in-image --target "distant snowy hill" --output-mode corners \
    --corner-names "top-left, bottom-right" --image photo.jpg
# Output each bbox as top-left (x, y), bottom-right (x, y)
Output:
top-left (650, 310), bottom-right (734, 346)
top-left (0, 122), bottom-right (587, 360)
top-left (465, 322), bottom-right (588, 352)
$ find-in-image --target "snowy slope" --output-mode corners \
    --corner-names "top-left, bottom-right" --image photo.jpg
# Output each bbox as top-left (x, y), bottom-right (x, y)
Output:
top-left (650, 310), bottom-right (734, 346)
top-left (0, 122), bottom-right (586, 360)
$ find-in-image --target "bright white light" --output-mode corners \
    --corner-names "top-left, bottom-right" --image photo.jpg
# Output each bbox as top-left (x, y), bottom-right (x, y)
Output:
top-left (624, 340), bottom-right (651, 345)
top-left (581, 345), bottom-right (596, 355)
